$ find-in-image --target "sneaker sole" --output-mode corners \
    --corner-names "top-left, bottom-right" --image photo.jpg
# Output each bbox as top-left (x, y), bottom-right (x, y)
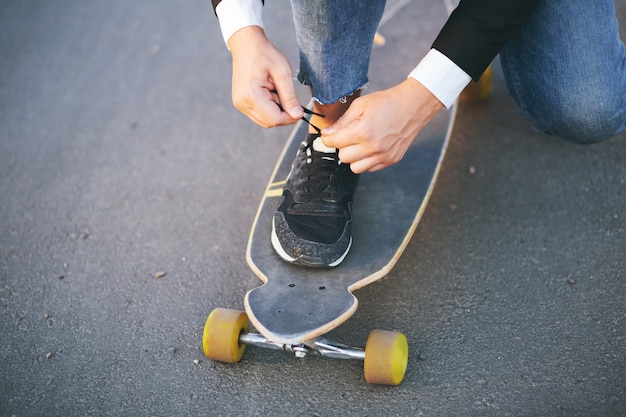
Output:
top-left (271, 217), bottom-right (352, 268)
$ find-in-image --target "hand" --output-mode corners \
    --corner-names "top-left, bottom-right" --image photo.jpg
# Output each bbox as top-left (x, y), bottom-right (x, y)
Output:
top-left (228, 26), bottom-right (304, 127)
top-left (321, 78), bottom-right (444, 173)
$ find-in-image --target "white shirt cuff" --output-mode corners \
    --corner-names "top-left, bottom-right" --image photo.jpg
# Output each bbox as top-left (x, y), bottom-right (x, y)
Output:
top-left (408, 49), bottom-right (472, 109)
top-left (215, 0), bottom-right (265, 48)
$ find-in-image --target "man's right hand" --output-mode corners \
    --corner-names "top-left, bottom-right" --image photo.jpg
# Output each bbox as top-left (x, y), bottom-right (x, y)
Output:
top-left (228, 26), bottom-right (304, 127)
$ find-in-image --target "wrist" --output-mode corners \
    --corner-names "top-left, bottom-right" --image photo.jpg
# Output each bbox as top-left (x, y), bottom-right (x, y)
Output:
top-left (228, 25), bottom-right (268, 56)
top-left (399, 78), bottom-right (445, 116)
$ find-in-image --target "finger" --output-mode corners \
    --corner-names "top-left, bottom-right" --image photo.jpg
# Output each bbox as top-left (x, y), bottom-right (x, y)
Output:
top-left (243, 95), bottom-right (282, 128)
top-left (338, 139), bottom-right (393, 173)
top-left (268, 89), bottom-right (304, 124)
top-left (321, 112), bottom-right (349, 137)
top-left (337, 142), bottom-right (380, 170)
top-left (336, 143), bottom-right (365, 165)
top-left (244, 90), bottom-right (300, 128)
top-left (320, 111), bottom-right (361, 149)
top-left (365, 162), bottom-right (388, 173)
top-left (347, 156), bottom-right (385, 174)
top-left (272, 71), bottom-right (303, 120)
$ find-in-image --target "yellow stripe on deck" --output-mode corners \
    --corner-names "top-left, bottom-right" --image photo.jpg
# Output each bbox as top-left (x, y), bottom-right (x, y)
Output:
top-left (265, 180), bottom-right (286, 198)
top-left (265, 188), bottom-right (283, 198)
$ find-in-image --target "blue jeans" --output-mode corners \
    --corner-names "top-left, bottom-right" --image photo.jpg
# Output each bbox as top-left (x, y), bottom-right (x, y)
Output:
top-left (290, 0), bottom-right (626, 143)
top-left (290, 0), bottom-right (386, 104)
top-left (500, 0), bottom-right (626, 143)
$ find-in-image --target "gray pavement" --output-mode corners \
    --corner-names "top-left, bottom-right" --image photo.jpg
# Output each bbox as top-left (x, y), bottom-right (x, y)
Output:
top-left (1, 1), bottom-right (625, 416)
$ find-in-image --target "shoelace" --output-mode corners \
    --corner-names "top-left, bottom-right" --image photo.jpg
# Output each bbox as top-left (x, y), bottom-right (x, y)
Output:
top-left (270, 92), bottom-right (348, 204)
top-left (270, 90), bottom-right (325, 135)
top-left (294, 135), bottom-right (344, 203)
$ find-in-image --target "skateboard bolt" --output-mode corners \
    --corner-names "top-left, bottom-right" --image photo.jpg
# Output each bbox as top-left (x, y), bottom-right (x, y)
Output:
top-left (292, 345), bottom-right (308, 358)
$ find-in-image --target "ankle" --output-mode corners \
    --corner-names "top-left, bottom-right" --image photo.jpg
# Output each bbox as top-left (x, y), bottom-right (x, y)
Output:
top-left (308, 93), bottom-right (360, 133)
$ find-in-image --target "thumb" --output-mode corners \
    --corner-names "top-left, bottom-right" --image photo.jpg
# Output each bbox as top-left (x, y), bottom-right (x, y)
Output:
top-left (321, 108), bottom-right (356, 136)
top-left (320, 111), bottom-right (358, 149)
top-left (273, 77), bottom-right (303, 120)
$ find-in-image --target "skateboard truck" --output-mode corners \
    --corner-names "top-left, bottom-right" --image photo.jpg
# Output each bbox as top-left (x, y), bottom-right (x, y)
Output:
top-left (203, 308), bottom-right (408, 385)
top-left (240, 332), bottom-right (366, 360)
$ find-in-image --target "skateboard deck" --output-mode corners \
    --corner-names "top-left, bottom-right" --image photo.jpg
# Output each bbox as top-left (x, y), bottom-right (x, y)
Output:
top-left (245, 105), bottom-right (455, 344)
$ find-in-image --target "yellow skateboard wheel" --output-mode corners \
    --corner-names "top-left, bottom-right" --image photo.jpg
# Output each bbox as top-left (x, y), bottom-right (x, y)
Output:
top-left (461, 65), bottom-right (493, 101)
top-left (363, 330), bottom-right (409, 385)
top-left (203, 308), bottom-right (249, 363)
top-left (373, 32), bottom-right (386, 46)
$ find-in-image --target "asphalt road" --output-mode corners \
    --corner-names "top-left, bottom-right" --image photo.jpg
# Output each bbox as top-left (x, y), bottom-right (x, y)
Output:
top-left (1, 1), bottom-right (625, 416)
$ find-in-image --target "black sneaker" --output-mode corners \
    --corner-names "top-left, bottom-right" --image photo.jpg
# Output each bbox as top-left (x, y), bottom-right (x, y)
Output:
top-left (271, 133), bottom-right (359, 268)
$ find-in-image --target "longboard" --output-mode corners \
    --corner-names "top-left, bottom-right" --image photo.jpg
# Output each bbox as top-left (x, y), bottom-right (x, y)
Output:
top-left (202, 0), bottom-right (480, 385)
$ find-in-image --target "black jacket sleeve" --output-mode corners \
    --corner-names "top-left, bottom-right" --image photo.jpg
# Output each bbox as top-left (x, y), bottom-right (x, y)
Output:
top-left (433, 0), bottom-right (541, 80)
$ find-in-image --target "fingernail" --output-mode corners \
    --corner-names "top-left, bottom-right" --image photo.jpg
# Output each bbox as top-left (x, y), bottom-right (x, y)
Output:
top-left (291, 107), bottom-right (304, 118)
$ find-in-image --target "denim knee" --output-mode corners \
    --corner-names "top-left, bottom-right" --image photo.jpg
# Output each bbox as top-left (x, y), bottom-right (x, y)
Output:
top-left (498, 0), bottom-right (626, 145)
top-left (530, 91), bottom-right (626, 145)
